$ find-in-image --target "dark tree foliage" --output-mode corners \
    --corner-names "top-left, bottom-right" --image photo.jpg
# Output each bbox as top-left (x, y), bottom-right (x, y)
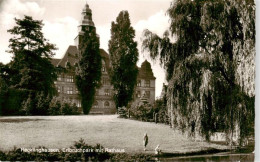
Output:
top-left (1, 16), bottom-right (57, 115)
top-left (75, 28), bottom-right (101, 114)
top-left (0, 76), bottom-right (8, 115)
top-left (7, 16), bottom-right (57, 96)
top-left (108, 11), bottom-right (139, 108)
top-left (142, 0), bottom-right (255, 144)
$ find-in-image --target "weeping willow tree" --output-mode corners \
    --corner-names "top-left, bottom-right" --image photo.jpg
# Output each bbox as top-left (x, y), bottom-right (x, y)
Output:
top-left (142, 0), bottom-right (255, 144)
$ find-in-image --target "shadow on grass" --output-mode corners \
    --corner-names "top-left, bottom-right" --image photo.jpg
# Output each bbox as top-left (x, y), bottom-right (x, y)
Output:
top-left (0, 119), bottom-right (45, 123)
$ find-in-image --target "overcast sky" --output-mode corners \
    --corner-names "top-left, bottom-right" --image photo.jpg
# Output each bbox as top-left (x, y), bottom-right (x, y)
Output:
top-left (0, 0), bottom-right (173, 97)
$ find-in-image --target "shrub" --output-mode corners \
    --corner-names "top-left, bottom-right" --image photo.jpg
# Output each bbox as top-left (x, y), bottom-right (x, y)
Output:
top-left (20, 95), bottom-right (34, 115)
top-left (61, 102), bottom-right (81, 115)
top-left (48, 98), bottom-right (62, 115)
top-left (34, 92), bottom-right (51, 115)
top-left (48, 98), bottom-right (81, 115)
top-left (130, 98), bottom-right (170, 124)
top-left (130, 102), bottom-right (153, 121)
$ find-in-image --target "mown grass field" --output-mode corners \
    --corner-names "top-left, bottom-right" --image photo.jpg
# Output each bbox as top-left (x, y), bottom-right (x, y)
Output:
top-left (0, 115), bottom-right (228, 153)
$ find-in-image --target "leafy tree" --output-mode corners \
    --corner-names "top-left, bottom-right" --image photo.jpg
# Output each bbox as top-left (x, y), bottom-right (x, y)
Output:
top-left (34, 91), bottom-right (51, 115)
top-left (7, 16), bottom-right (57, 96)
top-left (142, 0), bottom-right (255, 144)
top-left (21, 94), bottom-right (34, 115)
top-left (108, 11), bottom-right (139, 108)
top-left (4, 16), bottom-right (57, 115)
top-left (75, 27), bottom-right (101, 114)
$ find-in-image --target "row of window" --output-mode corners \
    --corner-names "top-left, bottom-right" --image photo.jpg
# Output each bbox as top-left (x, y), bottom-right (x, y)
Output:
top-left (57, 75), bottom-right (74, 83)
top-left (57, 75), bottom-right (110, 85)
top-left (57, 86), bottom-right (79, 94)
top-left (57, 85), bottom-right (112, 96)
top-left (136, 91), bottom-right (150, 98)
top-left (57, 75), bottom-right (152, 88)
top-left (102, 77), bottom-right (110, 85)
top-left (137, 80), bottom-right (151, 87)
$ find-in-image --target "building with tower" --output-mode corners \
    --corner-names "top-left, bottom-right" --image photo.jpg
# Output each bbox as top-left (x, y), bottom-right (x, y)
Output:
top-left (133, 60), bottom-right (156, 105)
top-left (51, 2), bottom-right (156, 114)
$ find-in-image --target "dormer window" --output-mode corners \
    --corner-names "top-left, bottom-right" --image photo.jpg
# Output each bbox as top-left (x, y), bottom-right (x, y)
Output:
top-left (65, 61), bottom-right (71, 68)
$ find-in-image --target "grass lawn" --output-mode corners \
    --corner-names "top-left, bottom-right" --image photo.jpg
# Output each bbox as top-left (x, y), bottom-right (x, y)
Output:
top-left (0, 115), bottom-right (228, 154)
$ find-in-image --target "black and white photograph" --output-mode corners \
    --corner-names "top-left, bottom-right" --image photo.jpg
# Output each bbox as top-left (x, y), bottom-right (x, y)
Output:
top-left (0, 0), bottom-right (256, 161)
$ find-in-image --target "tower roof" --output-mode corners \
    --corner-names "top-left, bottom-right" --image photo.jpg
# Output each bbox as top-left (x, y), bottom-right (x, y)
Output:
top-left (138, 60), bottom-right (156, 79)
top-left (79, 2), bottom-right (94, 27)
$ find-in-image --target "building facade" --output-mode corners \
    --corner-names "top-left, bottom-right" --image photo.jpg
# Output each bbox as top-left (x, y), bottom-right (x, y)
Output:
top-left (133, 60), bottom-right (156, 106)
top-left (51, 2), bottom-right (156, 114)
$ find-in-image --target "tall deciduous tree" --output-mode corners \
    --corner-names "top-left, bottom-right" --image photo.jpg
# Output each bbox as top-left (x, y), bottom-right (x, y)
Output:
top-left (75, 28), bottom-right (101, 114)
top-left (108, 11), bottom-right (139, 108)
top-left (7, 16), bottom-right (57, 96)
top-left (142, 0), bottom-right (255, 144)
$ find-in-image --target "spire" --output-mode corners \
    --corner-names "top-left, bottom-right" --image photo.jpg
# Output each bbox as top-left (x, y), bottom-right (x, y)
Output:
top-left (77, 1), bottom-right (95, 34)
top-left (74, 1), bottom-right (96, 47)
top-left (80, 2), bottom-right (95, 27)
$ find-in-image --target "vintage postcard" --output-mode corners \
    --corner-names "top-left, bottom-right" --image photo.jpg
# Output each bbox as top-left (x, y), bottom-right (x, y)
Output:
top-left (0, 0), bottom-right (256, 161)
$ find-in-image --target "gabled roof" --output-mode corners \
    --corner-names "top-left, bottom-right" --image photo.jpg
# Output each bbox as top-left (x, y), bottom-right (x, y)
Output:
top-left (51, 46), bottom-right (111, 70)
top-left (50, 58), bottom-right (61, 66)
top-left (56, 45), bottom-right (78, 67)
top-left (138, 60), bottom-right (156, 79)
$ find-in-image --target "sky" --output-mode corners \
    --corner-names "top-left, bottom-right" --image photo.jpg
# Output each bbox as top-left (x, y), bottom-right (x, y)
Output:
top-left (0, 0), bottom-right (173, 97)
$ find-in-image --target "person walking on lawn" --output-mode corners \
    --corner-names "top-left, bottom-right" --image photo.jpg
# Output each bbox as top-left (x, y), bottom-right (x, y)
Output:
top-left (143, 133), bottom-right (148, 151)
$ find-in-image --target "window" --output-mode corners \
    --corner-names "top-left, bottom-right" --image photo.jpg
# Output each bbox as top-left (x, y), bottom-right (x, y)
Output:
top-left (105, 89), bottom-right (110, 96)
top-left (144, 91), bottom-right (150, 98)
top-left (57, 75), bottom-right (62, 81)
top-left (77, 101), bottom-right (81, 108)
top-left (94, 101), bottom-right (98, 108)
top-left (102, 66), bottom-right (106, 72)
top-left (136, 91), bottom-right (141, 98)
top-left (102, 78), bottom-right (109, 85)
top-left (145, 80), bottom-right (150, 87)
top-left (75, 88), bottom-right (79, 94)
top-left (104, 101), bottom-right (110, 107)
top-left (57, 86), bottom-right (61, 93)
top-left (66, 75), bottom-right (74, 82)
top-left (65, 61), bottom-right (71, 68)
top-left (137, 80), bottom-right (141, 87)
top-left (67, 87), bottom-right (73, 94)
